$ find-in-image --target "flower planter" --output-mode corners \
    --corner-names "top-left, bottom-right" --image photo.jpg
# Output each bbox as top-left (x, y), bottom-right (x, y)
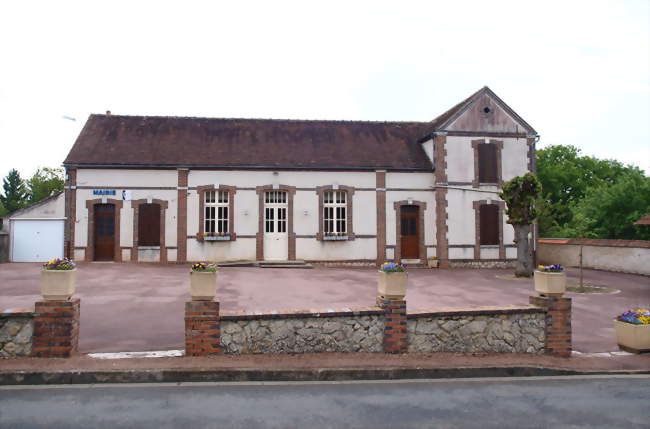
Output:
top-left (190, 271), bottom-right (218, 300)
top-left (204, 235), bottom-right (230, 241)
top-left (427, 258), bottom-right (439, 269)
top-left (40, 269), bottom-right (77, 301)
top-left (614, 320), bottom-right (650, 353)
top-left (534, 270), bottom-right (566, 297)
top-left (377, 271), bottom-right (407, 299)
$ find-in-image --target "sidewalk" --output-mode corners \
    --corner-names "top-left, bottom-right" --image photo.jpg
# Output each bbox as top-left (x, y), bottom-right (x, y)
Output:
top-left (1, 352), bottom-right (648, 385)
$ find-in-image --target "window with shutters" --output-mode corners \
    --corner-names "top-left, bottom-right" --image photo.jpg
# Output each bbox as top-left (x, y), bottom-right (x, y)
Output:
top-left (323, 191), bottom-right (347, 236)
top-left (479, 204), bottom-right (499, 245)
top-left (478, 143), bottom-right (498, 183)
top-left (138, 203), bottom-right (161, 246)
top-left (205, 190), bottom-right (229, 234)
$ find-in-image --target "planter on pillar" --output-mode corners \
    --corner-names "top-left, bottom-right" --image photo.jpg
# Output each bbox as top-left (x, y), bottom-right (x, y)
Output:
top-left (189, 262), bottom-right (218, 301)
top-left (534, 264), bottom-right (566, 297)
top-left (377, 262), bottom-right (408, 299)
top-left (40, 258), bottom-right (77, 301)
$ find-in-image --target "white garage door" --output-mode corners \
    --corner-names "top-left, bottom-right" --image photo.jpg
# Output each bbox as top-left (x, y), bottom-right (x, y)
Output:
top-left (11, 220), bottom-right (64, 262)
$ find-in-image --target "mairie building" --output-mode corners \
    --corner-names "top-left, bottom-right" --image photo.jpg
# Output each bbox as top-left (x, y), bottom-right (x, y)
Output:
top-left (61, 86), bottom-right (538, 267)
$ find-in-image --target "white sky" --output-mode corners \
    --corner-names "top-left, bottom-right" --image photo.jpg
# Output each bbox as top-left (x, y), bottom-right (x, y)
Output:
top-left (0, 0), bottom-right (648, 181)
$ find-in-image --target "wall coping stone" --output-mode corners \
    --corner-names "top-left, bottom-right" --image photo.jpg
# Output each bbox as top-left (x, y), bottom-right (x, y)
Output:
top-left (407, 305), bottom-right (544, 319)
top-left (1, 309), bottom-right (34, 319)
top-left (220, 307), bottom-right (385, 321)
top-left (539, 238), bottom-right (650, 249)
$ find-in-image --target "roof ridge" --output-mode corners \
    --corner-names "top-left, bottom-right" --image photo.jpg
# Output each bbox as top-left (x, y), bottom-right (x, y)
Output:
top-left (91, 114), bottom-right (429, 125)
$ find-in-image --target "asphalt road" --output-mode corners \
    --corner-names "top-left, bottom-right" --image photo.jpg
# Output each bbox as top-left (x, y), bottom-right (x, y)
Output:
top-left (1, 376), bottom-right (649, 428)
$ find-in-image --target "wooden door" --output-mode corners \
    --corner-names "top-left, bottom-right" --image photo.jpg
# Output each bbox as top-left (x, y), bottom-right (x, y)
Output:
top-left (94, 204), bottom-right (115, 261)
top-left (400, 205), bottom-right (419, 259)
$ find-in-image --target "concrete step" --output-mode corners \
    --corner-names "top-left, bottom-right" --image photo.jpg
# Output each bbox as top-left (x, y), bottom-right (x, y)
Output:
top-left (216, 260), bottom-right (257, 267)
top-left (258, 260), bottom-right (313, 269)
top-left (259, 264), bottom-right (314, 269)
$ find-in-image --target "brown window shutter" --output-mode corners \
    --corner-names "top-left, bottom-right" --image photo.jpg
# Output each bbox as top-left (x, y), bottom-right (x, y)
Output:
top-left (478, 144), bottom-right (497, 183)
top-left (480, 204), bottom-right (499, 245)
top-left (138, 203), bottom-right (161, 246)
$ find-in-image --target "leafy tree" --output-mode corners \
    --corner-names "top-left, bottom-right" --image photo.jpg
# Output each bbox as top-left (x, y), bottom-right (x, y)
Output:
top-left (537, 145), bottom-right (646, 238)
top-left (0, 169), bottom-right (28, 213)
top-left (27, 167), bottom-right (64, 203)
top-left (559, 172), bottom-right (650, 240)
top-left (0, 200), bottom-right (7, 217)
top-left (499, 173), bottom-right (542, 277)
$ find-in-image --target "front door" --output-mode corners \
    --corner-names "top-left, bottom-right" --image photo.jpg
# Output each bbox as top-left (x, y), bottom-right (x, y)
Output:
top-left (400, 205), bottom-right (419, 260)
top-left (263, 191), bottom-right (288, 261)
top-left (94, 204), bottom-right (115, 261)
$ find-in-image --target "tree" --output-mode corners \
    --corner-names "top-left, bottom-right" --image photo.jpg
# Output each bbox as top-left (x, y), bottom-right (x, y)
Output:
top-left (561, 171), bottom-right (650, 240)
top-left (0, 169), bottom-right (28, 213)
top-left (499, 173), bottom-right (542, 277)
top-left (27, 167), bottom-right (64, 204)
top-left (536, 145), bottom-right (632, 235)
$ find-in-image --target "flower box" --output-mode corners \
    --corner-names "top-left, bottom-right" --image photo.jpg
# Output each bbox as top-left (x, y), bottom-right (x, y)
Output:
top-left (378, 271), bottom-right (407, 299)
top-left (41, 269), bottom-right (77, 301)
top-left (190, 271), bottom-right (218, 301)
top-left (613, 320), bottom-right (650, 353)
top-left (323, 234), bottom-right (348, 241)
top-left (534, 271), bottom-right (566, 297)
top-left (204, 234), bottom-right (231, 241)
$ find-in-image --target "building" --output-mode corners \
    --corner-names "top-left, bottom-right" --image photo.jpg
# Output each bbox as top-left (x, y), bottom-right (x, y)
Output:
top-left (3, 192), bottom-right (65, 262)
top-left (62, 86), bottom-right (538, 267)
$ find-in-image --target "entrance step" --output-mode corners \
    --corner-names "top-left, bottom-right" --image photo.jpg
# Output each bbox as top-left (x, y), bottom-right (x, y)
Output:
top-left (258, 260), bottom-right (313, 269)
top-left (216, 260), bottom-right (257, 267)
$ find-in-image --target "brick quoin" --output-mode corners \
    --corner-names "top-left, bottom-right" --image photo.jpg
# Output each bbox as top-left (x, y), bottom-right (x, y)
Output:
top-left (530, 295), bottom-right (572, 357)
top-left (377, 297), bottom-right (408, 353)
top-left (185, 301), bottom-right (221, 356)
top-left (32, 299), bottom-right (80, 358)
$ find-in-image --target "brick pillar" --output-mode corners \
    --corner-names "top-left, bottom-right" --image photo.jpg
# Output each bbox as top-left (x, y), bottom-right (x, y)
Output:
top-left (32, 299), bottom-right (80, 358)
top-left (377, 296), bottom-right (407, 353)
top-left (185, 301), bottom-right (221, 356)
top-left (375, 170), bottom-right (386, 266)
top-left (177, 168), bottom-right (189, 263)
top-left (530, 296), bottom-right (572, 357)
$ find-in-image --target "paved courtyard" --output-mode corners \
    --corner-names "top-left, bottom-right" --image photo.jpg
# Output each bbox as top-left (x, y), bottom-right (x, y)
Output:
top-left (1, 263), bottom-right (648, 353)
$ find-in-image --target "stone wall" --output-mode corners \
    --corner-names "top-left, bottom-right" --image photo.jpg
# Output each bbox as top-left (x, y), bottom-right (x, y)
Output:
top-left (0, 310), bottom-right (34, 358)
top-left (538, 239), bottom-right (650, 276)
top-left (407, 306), bottom-right (545, 354)
top-left (220, 309), bottom-right (384, 354)
top-left (449, 260), bottom-right (517, 269)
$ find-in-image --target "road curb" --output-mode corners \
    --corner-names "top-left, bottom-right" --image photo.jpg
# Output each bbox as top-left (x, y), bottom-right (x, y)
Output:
top-left (2, 366), bottom-right (649, 385)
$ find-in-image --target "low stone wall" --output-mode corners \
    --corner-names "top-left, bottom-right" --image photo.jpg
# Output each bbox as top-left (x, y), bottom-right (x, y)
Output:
top-left (407, 306), bottom-right (545, 354)
top-left (220, 308), bottom-right (384, 354)
top-left (449, 260), bottom-right (517, 269)
top-left (538, 238), bottom-right (650, 276)
top-left (0, 310), bottom-right (34, 358)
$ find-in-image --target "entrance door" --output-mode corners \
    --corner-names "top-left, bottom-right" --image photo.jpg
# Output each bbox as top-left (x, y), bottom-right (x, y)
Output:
top-left (94, 204), bottom-right (115, 261)
top-left (400, 205), bottom-right (419, 260)
top-left (263, 191), bottom-right (288, 261)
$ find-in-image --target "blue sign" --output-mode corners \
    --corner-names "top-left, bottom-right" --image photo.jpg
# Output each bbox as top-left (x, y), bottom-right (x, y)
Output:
top-left (93, 189), bottom-right (116, 196)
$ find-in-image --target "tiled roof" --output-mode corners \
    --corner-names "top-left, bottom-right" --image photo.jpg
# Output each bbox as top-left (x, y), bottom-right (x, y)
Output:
top-left (64, 116), bottom-right (434, 170)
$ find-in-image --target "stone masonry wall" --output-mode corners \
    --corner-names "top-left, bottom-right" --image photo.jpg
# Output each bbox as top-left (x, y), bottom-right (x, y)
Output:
top-left (0, 311), bottom-right (34, 358)
top-left (220, 309), bottom-right (384, 354)
top-left (449, 260), bottom-right (517, 269)
top-left (408, 307), bottom-right (545, 354)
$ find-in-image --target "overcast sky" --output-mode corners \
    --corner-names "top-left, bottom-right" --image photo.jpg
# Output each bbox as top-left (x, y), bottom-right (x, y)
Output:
top-left (0, 0), bottom-right (648, 182)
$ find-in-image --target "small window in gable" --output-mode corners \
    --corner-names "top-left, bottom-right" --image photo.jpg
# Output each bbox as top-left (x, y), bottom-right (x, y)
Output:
top-left (479, 204), bottom-right (499, 245)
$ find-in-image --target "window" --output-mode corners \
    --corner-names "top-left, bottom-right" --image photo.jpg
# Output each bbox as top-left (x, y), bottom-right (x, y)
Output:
top-left (479, 204), bottom-right (499, 245)
top-left (478, 143), bottom-right (498, 183)
top-left (138, 203), bottom-right (160, 246)
top-left (324, 191), bottom-right (346, 235)
top-left (205, 190), bottom-right (229, 234)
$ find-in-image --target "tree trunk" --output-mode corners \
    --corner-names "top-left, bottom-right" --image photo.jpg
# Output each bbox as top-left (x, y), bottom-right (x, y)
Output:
top-left (513, 224), bottom-right (533, 277)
